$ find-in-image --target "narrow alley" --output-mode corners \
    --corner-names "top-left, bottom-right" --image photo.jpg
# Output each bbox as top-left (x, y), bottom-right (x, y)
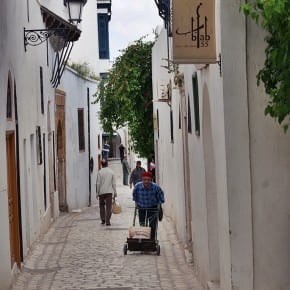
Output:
top-left (11, 160), bottom-right (203, 290)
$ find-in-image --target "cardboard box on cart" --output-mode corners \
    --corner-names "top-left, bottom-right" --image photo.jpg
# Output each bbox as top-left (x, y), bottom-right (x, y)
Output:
top-left (129, 226), bottom-right (151, 239)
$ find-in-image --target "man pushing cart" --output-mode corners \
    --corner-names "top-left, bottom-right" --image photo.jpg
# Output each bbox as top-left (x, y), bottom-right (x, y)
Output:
top-left (123, 171), bottom-right (165, 255)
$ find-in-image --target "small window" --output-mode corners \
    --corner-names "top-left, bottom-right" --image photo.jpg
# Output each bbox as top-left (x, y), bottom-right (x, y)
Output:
top-left (170, 110), bottom-right (174, 142)
top-left (98, 14), bottom-right (110, 59)
top-left (6, 73), bottom-right (12, 119)
top-left (157, 109), bottom-right (160, 139)
top-left (40, 67), bottom-right (44, 114)
top-left (100, 73), bottom-right (108, 80)
top-left (36, 126), bottom-right (42, 165)
top-left (179, 105), bottom-right (181, 129)
top-left (192, 72), bottom-right (200, 135)
top-left (78, 109), bottom-right (85, 151)
top-left (188, 94), bottom-right (192, 134)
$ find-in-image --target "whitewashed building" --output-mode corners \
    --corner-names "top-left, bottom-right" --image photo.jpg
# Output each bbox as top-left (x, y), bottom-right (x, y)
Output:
top-left (0, 0), bottom-right (104, 288)
top-left (58, 0), bottom-right (112, 211)
top-left (153, 1), bottom-right (290, 290)
top-left (57, 67), bottom-right (100, 211)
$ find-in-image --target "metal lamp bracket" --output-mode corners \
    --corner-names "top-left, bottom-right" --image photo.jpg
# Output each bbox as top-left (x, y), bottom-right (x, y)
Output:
top-left (24, 28), bottom-right (70, 51)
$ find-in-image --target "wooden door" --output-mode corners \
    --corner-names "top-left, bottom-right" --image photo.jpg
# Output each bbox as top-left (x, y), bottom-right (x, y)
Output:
top-left (6, 132), bottom-right (21, 267)
top-left (55, 89), bottom-right (67, 212)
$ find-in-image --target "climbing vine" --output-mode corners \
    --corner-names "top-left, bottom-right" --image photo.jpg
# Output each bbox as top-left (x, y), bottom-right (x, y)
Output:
top-left (95, 38), bottom-right (154, 158)
top-left (241, 0), bottom-right (290, 131)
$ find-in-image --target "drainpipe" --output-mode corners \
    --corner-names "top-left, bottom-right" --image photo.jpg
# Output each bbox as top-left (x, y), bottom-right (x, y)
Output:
top-left (87, 88), bottom-right (91, 207)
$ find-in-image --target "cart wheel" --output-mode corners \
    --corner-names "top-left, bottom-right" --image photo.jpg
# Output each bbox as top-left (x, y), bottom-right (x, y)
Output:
top-left (156, 244), bottom-right (160, 256)
top-left (123, 244), bottom-right (128, 255)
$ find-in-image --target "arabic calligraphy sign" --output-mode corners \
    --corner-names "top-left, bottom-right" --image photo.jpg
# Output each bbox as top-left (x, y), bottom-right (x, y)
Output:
top-left (172, 0), bottom-right (216, 64)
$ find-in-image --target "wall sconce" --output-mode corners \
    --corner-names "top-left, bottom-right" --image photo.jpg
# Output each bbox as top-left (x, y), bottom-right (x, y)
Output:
top-left (24, 0), bottom-right (87, 50)
top-left (23, 2), bottom-right (87, 87)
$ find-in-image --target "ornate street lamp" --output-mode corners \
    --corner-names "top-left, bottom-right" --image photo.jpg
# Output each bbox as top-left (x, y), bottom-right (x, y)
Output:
top-left (65, 0), bottom-right (87, 25)
top-left (23, 1), bottom-right (88, 87)
top-left (24, 1), bottom-right (87, 50)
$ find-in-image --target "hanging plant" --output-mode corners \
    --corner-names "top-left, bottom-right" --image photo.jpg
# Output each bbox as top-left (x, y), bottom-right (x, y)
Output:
top-left (241, 0), bottom-right (290, 131)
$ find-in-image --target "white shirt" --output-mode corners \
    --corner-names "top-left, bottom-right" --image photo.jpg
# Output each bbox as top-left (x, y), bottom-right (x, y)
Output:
top-left (96, 167), bottom-right (116, 196)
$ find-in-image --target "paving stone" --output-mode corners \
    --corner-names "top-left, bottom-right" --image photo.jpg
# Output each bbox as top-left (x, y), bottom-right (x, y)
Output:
top-left (11, 160), bottom-right (203, 290)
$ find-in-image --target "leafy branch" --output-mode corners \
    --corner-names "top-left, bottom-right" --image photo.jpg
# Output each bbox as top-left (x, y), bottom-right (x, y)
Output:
top-left (95, 38), bottom-right (155, 158)
top-left (241, 0), bottom-right (290, 131)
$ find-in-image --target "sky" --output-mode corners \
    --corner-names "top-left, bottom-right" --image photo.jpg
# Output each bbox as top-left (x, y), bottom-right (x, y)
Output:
top-left (109, 0), bottom-right (163, 61)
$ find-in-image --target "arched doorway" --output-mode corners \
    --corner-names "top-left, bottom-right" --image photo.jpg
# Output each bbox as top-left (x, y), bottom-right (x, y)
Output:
top-left (55, 89), bottom-right (67, 212)
top-left (56, 120), bottom-right (67, 211)
top-left (202, 84), bottom-right (220, 284)
top-left (6, 72), bottom-right (21, 268)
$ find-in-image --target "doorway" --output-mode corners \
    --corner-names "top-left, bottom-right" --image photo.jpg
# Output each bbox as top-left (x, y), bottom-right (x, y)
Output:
top-left (55, 89), bottom-right (67, 212)
top-left (6, 131), bottom-right (21, 267)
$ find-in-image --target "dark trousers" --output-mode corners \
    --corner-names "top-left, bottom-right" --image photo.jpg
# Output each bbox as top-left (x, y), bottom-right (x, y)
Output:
top-left (123, 171), bottom-right (129, 185)
top-left (99, 193), bottom-right (113, 224)
top-left (138, 207), bottom-right (158, 239)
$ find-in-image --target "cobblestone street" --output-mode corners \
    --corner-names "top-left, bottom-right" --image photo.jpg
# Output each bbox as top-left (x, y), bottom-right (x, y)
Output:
top-left (11, 161), bottom-right (203, 290)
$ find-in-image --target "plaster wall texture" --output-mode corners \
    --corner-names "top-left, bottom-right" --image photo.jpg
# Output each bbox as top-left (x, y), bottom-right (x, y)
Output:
top-left (219, 2), bottom-right (256, 289)
top-left (152, 29), bottom-right (187, 246)
top-left (17, 0), bottom-right (56, 248)
top-left (152, 1), bottom-right (253, 288)
top-left (246, 14), bottom-right (290, 290)
top-left (0, 192), bottom-right (11, 290)
top-left (152, 27), bottom-right (228, 288)
top-left (0, 0), bottom-right (67, 287)
top-left (59, 68), bottom-right (99, 210)
top-left (154, 2), bottom-right (290, 290)
top-left (40, 0), bottom-right (70, 23)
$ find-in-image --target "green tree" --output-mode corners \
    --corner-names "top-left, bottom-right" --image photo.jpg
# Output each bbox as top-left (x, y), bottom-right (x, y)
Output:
top-left (95, 38), bottom-right (154, 158)
top-left (241, 0), bottom-right (290, 131)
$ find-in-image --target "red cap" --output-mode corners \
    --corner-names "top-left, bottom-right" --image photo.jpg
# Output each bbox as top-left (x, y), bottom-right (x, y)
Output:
top-left (142, 171), bottom-right (152, 178)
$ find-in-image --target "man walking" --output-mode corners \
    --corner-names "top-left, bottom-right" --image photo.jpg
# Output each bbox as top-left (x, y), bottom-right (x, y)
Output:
top-left (133, 171), bottom-right (165, 239)
top-left (129, 161), bottom-right (146, 188)
top-left (96, 160), bottom-right (117, 226)
top-left (122, 155), bottom-right (130, 185)
top-left (119, 143), bottom-right (125, 163)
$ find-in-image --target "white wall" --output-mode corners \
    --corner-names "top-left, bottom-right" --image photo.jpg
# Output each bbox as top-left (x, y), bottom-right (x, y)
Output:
top-left (152, 2), bottom-right (253, 288)
top-left (59, 67), bottom-right (100, 210)
top-left (40, 0), bottom-right (70, 24)
top-left (246, 12), bottom-right (290, 290)
top-left (152, 28), bottom-right (187, 247)
top-left (0, 0), bottom-right (70, 287)
top-left (69, 0), bottom-right (100, 73)
top-left (0, 0), bottom-right (11, 285)
top-left (154, 2), bottom-right (290, 290)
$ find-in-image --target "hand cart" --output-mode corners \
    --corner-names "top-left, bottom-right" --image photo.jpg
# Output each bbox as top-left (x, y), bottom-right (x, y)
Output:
top-left (123, 206), bottom-right (160, 256)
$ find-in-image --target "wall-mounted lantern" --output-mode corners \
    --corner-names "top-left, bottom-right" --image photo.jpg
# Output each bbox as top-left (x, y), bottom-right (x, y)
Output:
top-left (24, 0), bottom-right (87, 50)
top-left (23, 1), bottom-right (87, 87)
top-left (65, 0), bottom-right (87, 25)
